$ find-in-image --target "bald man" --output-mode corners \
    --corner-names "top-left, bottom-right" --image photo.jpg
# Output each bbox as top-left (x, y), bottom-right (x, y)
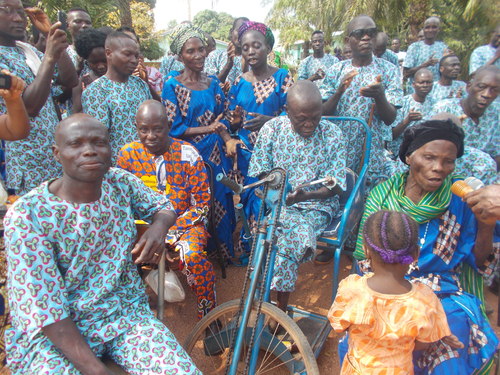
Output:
top-left (117, 100), bottom-right (217, 320)
top-left (82, 31), bottom-right (152, 164)
top-left (321, 15), bottom-right (402, 177)
top-left (431, 65), bottom-right (500, 168)
top-left (374, 31), bottom-right (399, 67)
top-left (4, 114), bottom-right (201, 374)
top-left (403, 17), bottom-right (449, 92)
top-left (249, 80), bottom-right (347, 311)
top-left (427, 54), bottom-right (466, 106)
top-left (387, 68), bottom-right (434, 157)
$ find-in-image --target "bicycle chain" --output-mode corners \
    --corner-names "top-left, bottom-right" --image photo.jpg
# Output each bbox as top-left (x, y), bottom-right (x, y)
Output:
top-left (224, 171), bottom-right (271, 374)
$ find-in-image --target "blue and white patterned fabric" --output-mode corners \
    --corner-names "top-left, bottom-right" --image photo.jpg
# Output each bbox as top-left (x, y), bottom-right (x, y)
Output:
top-left (321, 57), bottom-right (403, 176)
top-left (0, 42), bottom-right (62, 194)
top-left (249, 116), bottom-right (347, 292)
top-left (380, 50), bottom-right (399, 67)
top-left (427, 80), bottom-right (467, 107)
top-left (403, 40), bottom-right (448, 92)
top-left (82, 75), bottom-right (152, 164)
top-left (431, 98), bottom-right (500, 159)
top-left (204, 49), bottom-right (244, 86)
top-left (159, 55), bottom-right (184, 80)
top-left (297, 53), bottom-right (339, 87)
top-left (469, 45), bottom-right (500, 75)
top-left (5, 168), bottom-right (200, 375)
top-left (388, 94), bottom-right (434, 157)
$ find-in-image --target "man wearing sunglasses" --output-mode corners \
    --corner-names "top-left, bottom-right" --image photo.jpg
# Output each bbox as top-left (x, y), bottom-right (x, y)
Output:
top-left (403, 16), bottom-right (448, 93)
top-left (321, 15), bottom-right (402, 177)
top-left (319, 15), bottom-right (402, 264)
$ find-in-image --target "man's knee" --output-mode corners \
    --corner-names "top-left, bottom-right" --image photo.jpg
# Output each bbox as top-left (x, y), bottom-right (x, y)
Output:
top-left (110, 319), bottom-right (199, 374)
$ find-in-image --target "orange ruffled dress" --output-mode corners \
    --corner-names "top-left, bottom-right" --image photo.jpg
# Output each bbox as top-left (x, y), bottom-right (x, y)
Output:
top-left (328, 274), bottom-right (451, 374)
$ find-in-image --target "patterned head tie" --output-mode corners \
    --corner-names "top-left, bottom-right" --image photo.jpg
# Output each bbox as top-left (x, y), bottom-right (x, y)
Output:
top-left (170, 23), bottom-right (207, 55)
top-left (238, 21), bottom-right (275, 50)
top-left (363, 211), bottom-right (416, 265)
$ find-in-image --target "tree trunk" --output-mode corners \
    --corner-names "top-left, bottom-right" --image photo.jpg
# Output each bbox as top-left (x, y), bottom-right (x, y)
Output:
top-left (407, 0), bottom-right (430, 42)
top-left (301, 40), bottom-right (310, 59)
top-left (116, 0), bottom-right (133, 27)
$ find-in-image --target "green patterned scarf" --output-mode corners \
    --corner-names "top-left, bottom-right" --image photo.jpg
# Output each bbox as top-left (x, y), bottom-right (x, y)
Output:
top-left (354, 172), bottom-right (454, 259)
top-left (383, 172), bottom-right (453, 224)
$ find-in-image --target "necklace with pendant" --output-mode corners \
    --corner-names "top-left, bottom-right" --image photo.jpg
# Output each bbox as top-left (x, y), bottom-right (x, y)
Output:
top-left (420, 221), bottom-right (430, 247)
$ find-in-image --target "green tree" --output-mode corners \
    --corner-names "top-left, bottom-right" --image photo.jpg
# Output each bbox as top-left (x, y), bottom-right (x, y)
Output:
top-left (106, 1), bottom-right (164, 60)
top-left (267, 0), bottom-right (498, 75)
top-left (192, 9), bottom-right (234, 41)
top-left (31, 0), bottom-right (164, 60)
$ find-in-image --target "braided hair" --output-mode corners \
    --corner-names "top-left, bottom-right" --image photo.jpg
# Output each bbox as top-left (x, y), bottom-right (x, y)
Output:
top-left (363, 210), bottom-right (419, 265)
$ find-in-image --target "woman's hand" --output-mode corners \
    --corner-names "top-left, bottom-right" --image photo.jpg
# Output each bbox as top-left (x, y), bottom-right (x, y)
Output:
top-left (226, 106), bottom-right (243, 128)
top-left (224, 138), bottom-right (243, 158)
top-left (243, 113), bottom-right (273, 132)
top-left (0, 70), bottom-right (26, 102)
top-left (208, 113), bottom-right (227, 134)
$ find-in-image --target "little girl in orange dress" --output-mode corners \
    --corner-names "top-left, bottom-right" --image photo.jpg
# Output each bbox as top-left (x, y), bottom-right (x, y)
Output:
top-left (328, 210), bottom-right (463, 374)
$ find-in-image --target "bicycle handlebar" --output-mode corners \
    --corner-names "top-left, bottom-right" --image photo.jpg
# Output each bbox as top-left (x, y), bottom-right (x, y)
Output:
top-left (216, 174), bottom-right (244, 194)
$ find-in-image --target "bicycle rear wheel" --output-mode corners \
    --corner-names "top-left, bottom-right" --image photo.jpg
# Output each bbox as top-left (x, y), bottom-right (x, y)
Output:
top-left (184, 299), bottom-right (319, 375)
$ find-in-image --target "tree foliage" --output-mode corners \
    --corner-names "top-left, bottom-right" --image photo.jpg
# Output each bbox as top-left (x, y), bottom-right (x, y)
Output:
top-left (192, 9), bottom-right (234, 42)
top-left (267, 0), bottom-right (499, 77)
top-left (29, 0), bottom-right (164, 60)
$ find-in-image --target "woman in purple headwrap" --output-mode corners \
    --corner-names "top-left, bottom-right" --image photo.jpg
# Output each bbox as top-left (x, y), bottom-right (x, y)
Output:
top-left (225, 21), bottom-right (294, 252)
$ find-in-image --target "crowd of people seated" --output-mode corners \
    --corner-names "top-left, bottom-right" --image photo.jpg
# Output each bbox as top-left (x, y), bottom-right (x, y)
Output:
top-left (0, 1), bottom-right (498, 373)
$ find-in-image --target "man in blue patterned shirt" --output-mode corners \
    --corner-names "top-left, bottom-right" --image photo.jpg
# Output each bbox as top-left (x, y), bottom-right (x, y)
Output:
top-left (469, 25), bottom-right (500, 76)
top-left (0, 0), bottom-right (78, 194)
top-left (403, 17), bottom-right (448, 92)
top-left (297, 30), bottom-right (338, 87)
top-left (249, 80), bottom-right (346, 313)
top-left (427, 54), bottom-right (466, 106)
top-left (82, 31), bottom-right (152, 164)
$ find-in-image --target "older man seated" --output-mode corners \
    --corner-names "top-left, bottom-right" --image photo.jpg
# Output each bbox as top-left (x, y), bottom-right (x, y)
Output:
top-left (117, 100), bottom-right (216, 320)
top-left (4, 114), bottom-right (200, 374)
top-left (248, 80), bottom-right (347, 312)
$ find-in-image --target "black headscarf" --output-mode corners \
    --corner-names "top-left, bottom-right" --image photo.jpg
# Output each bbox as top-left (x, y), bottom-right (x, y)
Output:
top-left (399, 119), bottom-right (465, 164)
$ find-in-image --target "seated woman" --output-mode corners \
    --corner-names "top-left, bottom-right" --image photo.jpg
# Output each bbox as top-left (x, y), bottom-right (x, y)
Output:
top-left (353, 119), bottom-right (499, 374)
top-left (161, 24), bottom-right (240, 259)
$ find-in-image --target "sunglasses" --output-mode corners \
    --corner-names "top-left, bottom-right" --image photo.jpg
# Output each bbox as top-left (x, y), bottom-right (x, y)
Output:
top-left (349, 28), bottom-right (377, 39)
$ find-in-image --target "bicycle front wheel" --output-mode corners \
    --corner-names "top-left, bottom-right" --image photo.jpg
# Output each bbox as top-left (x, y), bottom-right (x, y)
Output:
top-left (184, 299), bottom-right (319, 375)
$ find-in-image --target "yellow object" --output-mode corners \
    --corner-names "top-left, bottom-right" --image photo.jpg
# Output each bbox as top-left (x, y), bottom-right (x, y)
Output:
top-left (451, 180), bottom-right (473, 198)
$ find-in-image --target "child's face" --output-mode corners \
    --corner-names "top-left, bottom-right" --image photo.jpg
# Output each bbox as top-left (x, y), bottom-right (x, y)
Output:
top-left (88, 47), bottom-right (107, 77)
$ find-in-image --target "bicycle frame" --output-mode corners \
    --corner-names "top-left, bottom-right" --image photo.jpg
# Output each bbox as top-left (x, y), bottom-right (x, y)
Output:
top-left (217, 115), bottom-right (371, 373)
top-left (227, 168), bottom-right (291, 374)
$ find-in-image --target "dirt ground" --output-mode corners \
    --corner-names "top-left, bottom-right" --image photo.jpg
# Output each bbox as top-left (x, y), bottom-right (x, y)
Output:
top-left (149, 253), bottom-right (500, 374)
